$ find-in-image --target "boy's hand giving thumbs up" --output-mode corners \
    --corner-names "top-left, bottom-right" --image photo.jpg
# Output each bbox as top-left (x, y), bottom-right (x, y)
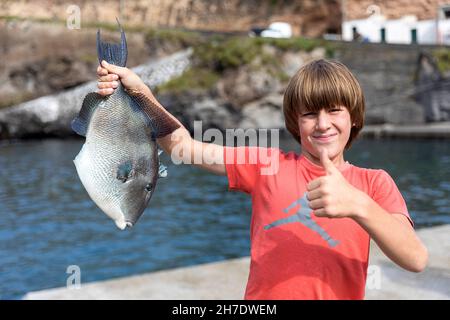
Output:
top-left (306, 149), bottom-right (370, 219)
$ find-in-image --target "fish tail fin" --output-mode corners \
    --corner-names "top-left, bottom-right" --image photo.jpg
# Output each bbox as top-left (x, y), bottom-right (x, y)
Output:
top-left (97, 17), bottom-right (127, 67)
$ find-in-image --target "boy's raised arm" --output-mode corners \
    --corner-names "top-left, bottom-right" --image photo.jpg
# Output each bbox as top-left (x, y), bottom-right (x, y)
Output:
top-left (96, 61), bottom-right (226, 176)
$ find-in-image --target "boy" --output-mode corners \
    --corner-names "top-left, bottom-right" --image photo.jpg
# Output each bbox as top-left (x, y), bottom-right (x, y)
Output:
top-left (96, 58), bottom-right (428, 299)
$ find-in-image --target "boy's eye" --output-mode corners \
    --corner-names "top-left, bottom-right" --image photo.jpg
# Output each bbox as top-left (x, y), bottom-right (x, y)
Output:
top-left (329, 108), bottom-right (342, 113)
top-left (301, 112), bottom-right (317, 117)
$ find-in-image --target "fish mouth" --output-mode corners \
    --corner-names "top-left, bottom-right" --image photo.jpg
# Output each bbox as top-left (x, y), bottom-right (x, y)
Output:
top-left (115, 219), bottom-right (134, 230)
top-left (126, 221), bottom-right (134, 228)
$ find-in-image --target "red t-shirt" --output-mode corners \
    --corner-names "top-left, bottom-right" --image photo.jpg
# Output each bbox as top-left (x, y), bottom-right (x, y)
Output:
top-left (224, 147), bottom-right (412, 300)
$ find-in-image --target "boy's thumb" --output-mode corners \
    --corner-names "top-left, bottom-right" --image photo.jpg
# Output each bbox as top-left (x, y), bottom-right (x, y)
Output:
top-left (320, 148), bottom-right (338, 175)
top-left (101, 60), bottom-right (127, 77)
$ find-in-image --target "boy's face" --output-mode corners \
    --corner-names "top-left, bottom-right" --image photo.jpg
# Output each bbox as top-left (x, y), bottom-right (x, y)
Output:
top-left (297, 106), bottom-right (352, 165)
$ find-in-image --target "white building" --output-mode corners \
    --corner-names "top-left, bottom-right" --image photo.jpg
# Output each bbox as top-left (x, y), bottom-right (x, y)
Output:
top-left (342, 4), bottom-right (450, 45)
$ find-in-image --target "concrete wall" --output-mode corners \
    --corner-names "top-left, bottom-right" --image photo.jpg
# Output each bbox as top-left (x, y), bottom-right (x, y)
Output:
top-left (334, 41), bottom-right (450, 124)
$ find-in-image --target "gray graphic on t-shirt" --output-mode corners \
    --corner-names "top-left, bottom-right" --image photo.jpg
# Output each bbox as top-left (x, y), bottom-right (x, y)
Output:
top-left (264, 192), bottom-right (339, 247)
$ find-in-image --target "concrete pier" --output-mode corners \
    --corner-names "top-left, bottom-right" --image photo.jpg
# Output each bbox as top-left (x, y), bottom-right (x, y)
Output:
top-left (362, 122), bottom-right (450, 139)
top-left (24, 224), bottom-right (450, 300)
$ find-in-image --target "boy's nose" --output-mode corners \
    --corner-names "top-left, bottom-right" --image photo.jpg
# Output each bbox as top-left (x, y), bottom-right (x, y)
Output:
top-left (316, 110), bottom-right (331, 131)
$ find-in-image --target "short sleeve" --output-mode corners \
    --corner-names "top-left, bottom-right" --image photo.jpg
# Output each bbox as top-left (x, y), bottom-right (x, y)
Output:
top-left (371, 170), bottom-right (414, 227)
top-left (224, 147), bottom-right (280, 194)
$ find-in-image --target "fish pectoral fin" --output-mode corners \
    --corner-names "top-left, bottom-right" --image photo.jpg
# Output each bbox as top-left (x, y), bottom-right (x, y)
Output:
top-left (71, 92), bottom-right (105, 137)
top-left (158, 149), bottom-right (163, 156)
top-left (116, 161), bottom-right (134, 182)
top-left (158, 163), bottom-right (168, 178)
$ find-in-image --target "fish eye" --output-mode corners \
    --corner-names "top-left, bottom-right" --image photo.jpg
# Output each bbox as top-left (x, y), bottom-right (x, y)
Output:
top-left (145, 183), bottom-right (153, 192)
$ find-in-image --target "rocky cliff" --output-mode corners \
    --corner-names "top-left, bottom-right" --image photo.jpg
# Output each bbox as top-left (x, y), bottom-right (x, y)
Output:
top-left (0, 0), bottom-right (341, 36)
top-left (0, 49), bottom-right (193, 139)
top-left (0, 20), bottom-right (152, 109)
top-left (1, 17), bottom-right (449, 140)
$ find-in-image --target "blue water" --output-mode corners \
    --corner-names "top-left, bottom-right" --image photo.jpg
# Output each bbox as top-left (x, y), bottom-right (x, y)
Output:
top-left (0, 138), bottom-right (449, 299)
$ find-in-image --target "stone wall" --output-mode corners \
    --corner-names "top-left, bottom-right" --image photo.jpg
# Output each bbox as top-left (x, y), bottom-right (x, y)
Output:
top-left (335, 41), bottom-right (450, 124)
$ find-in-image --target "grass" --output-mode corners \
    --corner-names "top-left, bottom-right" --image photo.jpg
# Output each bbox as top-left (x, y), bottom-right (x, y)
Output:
top-left (0, 15), bottom-right (154, 34)
top-left (0, 15), bottom-right (62, 25)
top-left (0, 92), bottom-right (36, 110)
top-left (194, 36), bottom-right (334, 71)
top-left (145, 28), bottom-right (203, 48)
top-left (433, 48), bottom-right (450, 74)
top-left (157, 35), bottom-right (333, 93)
top-left (155, 68), bottom-right (220, 94)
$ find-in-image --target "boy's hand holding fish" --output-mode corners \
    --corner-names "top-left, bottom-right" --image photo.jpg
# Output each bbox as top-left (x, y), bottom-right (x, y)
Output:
top-left (97, 60), bottom-right (153, 99)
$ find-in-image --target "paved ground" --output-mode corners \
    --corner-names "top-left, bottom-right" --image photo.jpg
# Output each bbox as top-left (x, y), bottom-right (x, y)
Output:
top-left (24, 224), bottom-right (450, 300)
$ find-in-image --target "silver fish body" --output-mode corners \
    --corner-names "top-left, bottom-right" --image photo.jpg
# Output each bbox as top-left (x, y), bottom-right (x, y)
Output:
top-left (73, 86), bottom-right (162, 229)
top-left (72, 20), bottom-right (166, 230)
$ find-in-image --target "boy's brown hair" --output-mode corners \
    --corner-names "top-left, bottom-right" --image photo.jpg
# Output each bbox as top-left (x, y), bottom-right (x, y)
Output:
top-left (283, 59), bottom-right (365, 149)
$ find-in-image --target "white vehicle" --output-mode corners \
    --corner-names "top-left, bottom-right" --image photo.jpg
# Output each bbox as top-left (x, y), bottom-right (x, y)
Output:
top-left (260, 22), bottom-right (293, 38)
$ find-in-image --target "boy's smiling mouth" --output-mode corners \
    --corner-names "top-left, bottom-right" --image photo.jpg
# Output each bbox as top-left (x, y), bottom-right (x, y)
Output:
top-left (312, 133), bottom-right (338, 143)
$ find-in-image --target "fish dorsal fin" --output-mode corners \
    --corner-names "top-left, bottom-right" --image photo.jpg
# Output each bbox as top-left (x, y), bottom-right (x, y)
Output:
top-left (71, 92), bottom-right (105, 137)
top-left (127, 91), bottom-right (181, 138)
top-left (96, 17), bottom-right (127, 67)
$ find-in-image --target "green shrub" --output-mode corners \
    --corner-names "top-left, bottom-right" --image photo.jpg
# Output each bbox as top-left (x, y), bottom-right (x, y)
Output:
top-left (145, 28), bottom-right (202, 48)
top-left (159, 35), bottom-right (331, 93)
top-left (156, 68), bottom-right (219, 93)
top-left (0, 92), bottom-right (35, 110)
top-left (433, 48), bottom-right (450, 74)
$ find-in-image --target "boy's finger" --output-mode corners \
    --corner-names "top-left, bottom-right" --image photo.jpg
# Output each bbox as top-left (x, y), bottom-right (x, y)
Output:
top-left (97, 65), bottom-right (108, 76)
top-left (97, 81), bottom-right (118, 89)
top-left (101, 60), bottom-right (128, 77)
top-left (98, 74), bottom-right (119, 82)
top-left (96, 88), bottom-right (114, 96)
top-left (306, 178), bottom-right (321, 191)
top-left (320, 148), bottom-right (339, 175)
top-left (313, 209), bottom-right (326, 217)
top-left (306, 189), bottom-right (322, 201)
top-left (308, 199), bottom-right (324, 210)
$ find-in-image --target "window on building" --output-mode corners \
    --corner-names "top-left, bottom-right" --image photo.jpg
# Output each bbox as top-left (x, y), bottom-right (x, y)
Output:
top-left (352, 27), bottom-right (358, 40)
top-left (411, 29), bottom-right (417, 44)
top-left (443, 7), bottom-right (450, 19)
top-left (380, 28), bottom-right (386, 43)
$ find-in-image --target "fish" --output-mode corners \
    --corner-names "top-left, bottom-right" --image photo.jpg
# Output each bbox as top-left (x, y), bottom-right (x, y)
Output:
top-left (71, 20), bottom-right (167, 230)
